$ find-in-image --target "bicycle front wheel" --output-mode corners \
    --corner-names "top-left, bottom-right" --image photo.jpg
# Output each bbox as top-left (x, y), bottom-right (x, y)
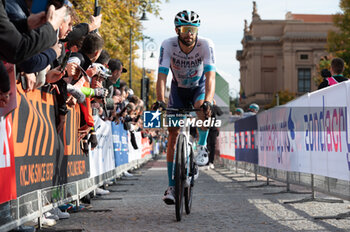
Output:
top-left (175, 134), bottom-right (185, 221)
top-left (184, 145), bottom-right (194, 214)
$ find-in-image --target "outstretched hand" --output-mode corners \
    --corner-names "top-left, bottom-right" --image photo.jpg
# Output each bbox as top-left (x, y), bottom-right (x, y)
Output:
top-left (89, 14), bottom-right (102, 32)
top-left (46, 66), bottom-right (65, 83)
top-left (27, 11), bottom-right (47, 30)
top-left (78, 124), bottom-right (91, 142)
top-left (46, 5), bottom-right (67, 31)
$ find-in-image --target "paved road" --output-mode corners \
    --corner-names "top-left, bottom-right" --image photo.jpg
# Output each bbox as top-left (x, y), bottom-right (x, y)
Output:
top-left (46, 156), bottom-right (350, 232)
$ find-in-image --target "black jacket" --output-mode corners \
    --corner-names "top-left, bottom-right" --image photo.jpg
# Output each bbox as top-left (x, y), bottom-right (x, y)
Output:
top-left (318, 75), bottom-right (348, 90)
top-left (0, 0), bottom-right (57, 64)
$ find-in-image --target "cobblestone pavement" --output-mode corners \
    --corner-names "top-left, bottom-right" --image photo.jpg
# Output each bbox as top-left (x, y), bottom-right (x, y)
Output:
top-left (45, 156), bottom-right (350, 232)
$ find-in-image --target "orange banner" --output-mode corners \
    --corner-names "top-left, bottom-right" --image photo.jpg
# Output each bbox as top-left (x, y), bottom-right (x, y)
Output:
top-left (12, 84), bottom-right (89, 196)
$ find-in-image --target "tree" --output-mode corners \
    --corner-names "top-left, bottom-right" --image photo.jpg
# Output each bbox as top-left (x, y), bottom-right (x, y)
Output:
top-left (313, 55), bottom-right (333, 87)
top-left (72, 0), bottom-right (164, 100)
top-left (265, 90), bottom-right (296, 109)
top-left (327, 0), bottom-right (350, 77)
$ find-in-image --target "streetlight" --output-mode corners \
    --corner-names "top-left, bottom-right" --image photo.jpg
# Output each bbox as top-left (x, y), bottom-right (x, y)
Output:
top-left (129, 0), bottom-right (149, 89)
top-left (140, 0), bottom-right (149, 21)
top-left (141, 36), bottom-right (157, 109)
top-left (129, 15), bottom-right (133, 89)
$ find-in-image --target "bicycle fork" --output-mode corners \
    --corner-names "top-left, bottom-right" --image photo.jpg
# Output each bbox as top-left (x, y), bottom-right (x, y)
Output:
top-left (171, 139), bottom-right (192, 187)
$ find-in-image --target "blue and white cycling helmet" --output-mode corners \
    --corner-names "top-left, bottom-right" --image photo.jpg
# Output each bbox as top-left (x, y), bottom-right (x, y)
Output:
top-left (174, 10), bottom-right (201, 27)
top-left (249, 103), bottom-right (259, 112)
top-left (235, 107), bottom-right (244, 115)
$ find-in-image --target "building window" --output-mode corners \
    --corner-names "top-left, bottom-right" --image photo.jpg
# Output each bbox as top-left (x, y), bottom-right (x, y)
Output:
top-left (298, 68), bottom-right (311, 92)
top-left (300, 54), bottom-right (308, 60)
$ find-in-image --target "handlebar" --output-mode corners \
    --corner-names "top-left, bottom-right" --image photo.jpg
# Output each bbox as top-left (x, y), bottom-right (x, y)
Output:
top-left (163, 108), bottom-right (201, 113)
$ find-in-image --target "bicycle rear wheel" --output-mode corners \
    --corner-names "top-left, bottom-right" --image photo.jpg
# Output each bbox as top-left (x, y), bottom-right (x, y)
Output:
top-left (175, 134), bottom-right (185, 221)
top-left (184, 145), bottom-right (194, 214)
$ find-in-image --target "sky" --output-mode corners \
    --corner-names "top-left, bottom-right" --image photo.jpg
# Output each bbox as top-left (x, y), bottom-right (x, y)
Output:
top-left (135, 0), bottom-right (341, 97)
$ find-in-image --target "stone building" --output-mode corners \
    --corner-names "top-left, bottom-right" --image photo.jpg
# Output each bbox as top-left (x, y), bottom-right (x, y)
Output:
top-left (236, 1), bottom-right (337, 108)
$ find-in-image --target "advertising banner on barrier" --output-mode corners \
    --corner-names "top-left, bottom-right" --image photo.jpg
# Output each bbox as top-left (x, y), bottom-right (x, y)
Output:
top-left (12, 86), bottom-right (89, 196)
top-left (217, 116), bottom-right (235, 160)
top-left (257, 82), bottom-right (350, 181)
top-left (112, 122), bottom-right (128, 167)
top-left (89, 115), bottom-right (115, 177)
top-left (307, 83), bottom-right (350, 181)
top-left (128, 132), bottom-right (142, 162)
top-left (0, 115), bottom-right (17, 204)
top-left (235, 115), bottom-right (258, 164)
top-left (218, 116), bottom-right (241, 160)
top-left (141, 136), bottom-right (151, 158)
top-left (218, 130), bottom-right (235, 160)
top-left (257, 93), bottom-right (312, 172)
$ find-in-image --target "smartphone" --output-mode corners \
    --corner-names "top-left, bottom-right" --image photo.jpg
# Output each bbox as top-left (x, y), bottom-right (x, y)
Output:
top-left (31, 0), bottom-right (48, 14)
top-left (60, 51), bottom-right (72, 72)
top-left (94, 6), bottom-right (101, 16)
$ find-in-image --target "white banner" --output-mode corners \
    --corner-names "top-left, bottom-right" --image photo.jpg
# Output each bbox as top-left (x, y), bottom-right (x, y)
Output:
top-left (219, 131), bottom-right (235, 160)
top-left (128, 131), bottom-right (142, 162)
top-left (257, 82), bottom-right (350, 181)
top-left (308, 83), bottom-right (349, 180)
top-left (218, 116), bottom-right (240, 160)
top-left (89, 116), bottom-right (115, 177)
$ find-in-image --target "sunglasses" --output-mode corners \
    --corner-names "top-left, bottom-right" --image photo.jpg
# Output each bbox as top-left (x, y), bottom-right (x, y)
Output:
top-left (179, 26), bottom-right (198, 34)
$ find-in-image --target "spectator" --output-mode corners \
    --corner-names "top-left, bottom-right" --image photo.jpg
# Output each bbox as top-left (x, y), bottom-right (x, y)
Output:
top-left (49, 5), bottom-right (77, 132)
top-left (95, 49), bottom-right (110, 66)
top-left (0, 2), bottom-right (66, 105)
top-left (206, 100), bottom-right (223, 169)
top-left (62, 14), bottom-right (102, 43)
top-left (66, 36), bottom-right (85, 52)
top-left (0, 3), bottom-right (65, 63)
top-left (68, 33), bottom-right (104, 71)
top-left (104, 59), bottom-right (127, 96)
top-left (318, 58), bottom-right (348, 89)
top-left (5, 0), bottom-right (30, 21)
top-left (0, 62), bottom-right (10, 108)
top-left (90, 62), bottom-right (113, 120)
top-left (66, 33), bottom-right (105, 153)
top-left (5, 0), bottom-right (63, 77)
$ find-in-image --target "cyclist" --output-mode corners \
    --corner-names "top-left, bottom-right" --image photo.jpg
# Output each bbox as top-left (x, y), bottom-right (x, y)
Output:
top-left (248, 103), bottom-right (259, 114)
top-left (233, 107), bottom-right (244, 117)
top-left (153, 10), bottom-right (216, 205)
top-left (243, 103), bottom-right (259, 118)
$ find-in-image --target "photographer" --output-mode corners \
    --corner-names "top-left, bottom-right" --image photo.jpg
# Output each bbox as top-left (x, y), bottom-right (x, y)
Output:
top-left (64, 33), bottom-right (105, 153)
top-left (104, 59), bottom-right (127, 96)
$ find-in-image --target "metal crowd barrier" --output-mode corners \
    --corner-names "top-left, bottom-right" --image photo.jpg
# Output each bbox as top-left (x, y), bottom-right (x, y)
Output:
top-left (0, 155), bottom-right (152, 232)
top-left (217, 157), bottom-right (350, 202)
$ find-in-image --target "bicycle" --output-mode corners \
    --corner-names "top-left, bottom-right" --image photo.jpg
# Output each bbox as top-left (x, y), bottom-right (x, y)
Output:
top-left (165, 107), bottom-right (199, 221)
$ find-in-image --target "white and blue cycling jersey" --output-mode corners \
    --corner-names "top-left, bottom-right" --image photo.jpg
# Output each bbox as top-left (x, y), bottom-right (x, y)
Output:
top-left (158, 36), bottom-right (216, 88)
